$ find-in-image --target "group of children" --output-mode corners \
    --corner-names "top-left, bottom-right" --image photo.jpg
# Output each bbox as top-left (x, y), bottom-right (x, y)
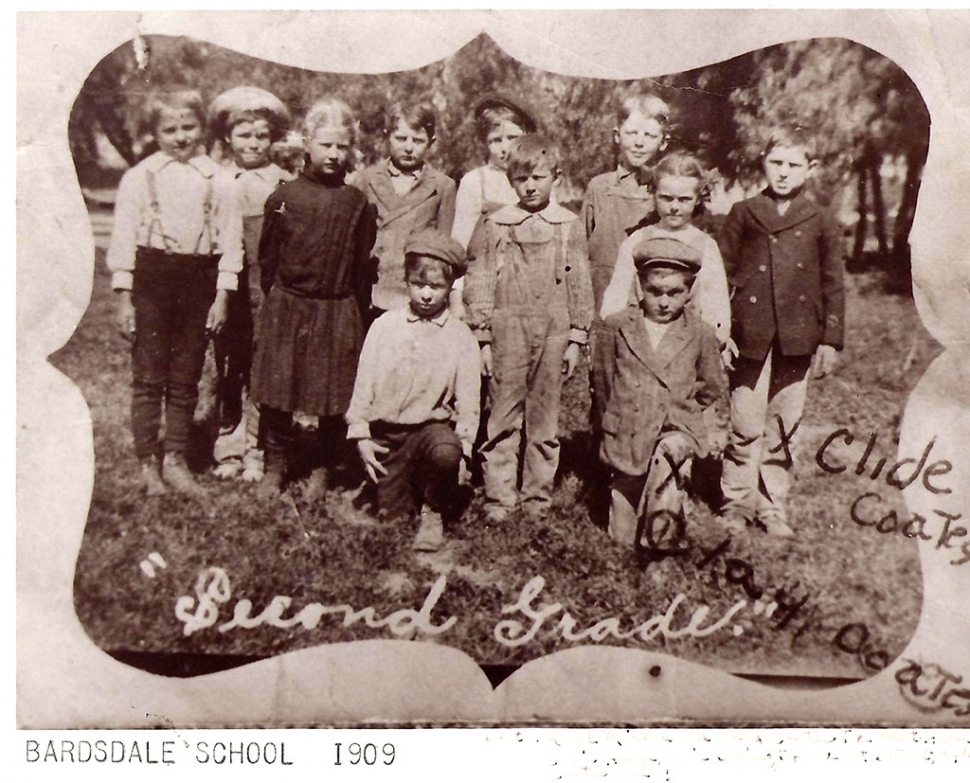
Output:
top-left (107, 84), bottom-right (844, 554)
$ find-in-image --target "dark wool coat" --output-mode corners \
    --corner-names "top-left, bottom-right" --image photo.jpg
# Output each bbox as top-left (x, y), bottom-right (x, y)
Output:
top-left (718, 191), bottom-right (844, 361)
top-left (595, 307), bottom-right (725, 477)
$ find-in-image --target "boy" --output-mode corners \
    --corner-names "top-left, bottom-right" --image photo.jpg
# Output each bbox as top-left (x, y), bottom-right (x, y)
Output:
top-left (464, 135), bottom-right (594, 521)
top-left (107, 90), bottom-right (238, 496)
top-left (208, 86), bottom-right (292, 481)
top-left (345, 230), bottom-right (480, 552)
top-left (718, 125), bottom-right (845, 536)
top-left (596, 237), bottom-right (725, 548)
top-left (357, 101), bottom-right (456, 319)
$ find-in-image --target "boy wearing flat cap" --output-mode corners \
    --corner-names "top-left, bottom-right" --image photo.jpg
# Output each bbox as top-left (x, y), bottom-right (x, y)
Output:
top-left (594, 236), bottom-right (726, 550)
top-left (346, 229), bottom-right (481, 552)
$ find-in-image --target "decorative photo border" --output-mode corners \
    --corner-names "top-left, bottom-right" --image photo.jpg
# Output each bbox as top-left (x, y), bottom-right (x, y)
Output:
top-left (17, 9), bottom-right (970, 727)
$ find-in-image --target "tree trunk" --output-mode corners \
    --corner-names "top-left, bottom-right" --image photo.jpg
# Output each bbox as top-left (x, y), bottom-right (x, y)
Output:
top-left (94, 104), bottom-right (138, 167)
top-left (869, 156), bottom-right (889, 257)
top-left (891, 151), bottom-right (924, 268)
top-left (851, 163), bottom-right (868, 264)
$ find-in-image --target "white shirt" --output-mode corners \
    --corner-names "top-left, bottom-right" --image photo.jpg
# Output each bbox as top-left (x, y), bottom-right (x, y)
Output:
top-left (106, 151), bottom-right (240, 291)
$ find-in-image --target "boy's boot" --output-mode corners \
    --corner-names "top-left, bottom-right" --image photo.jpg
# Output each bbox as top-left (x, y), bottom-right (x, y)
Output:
top-left (258, 450), bottom-right (286, 500)
top-left (163, 452), bottom-right (207, 499)
top-left (413, 505), bottom-right (444, 552)
top-left (140, 456), bottom-right (168, 497)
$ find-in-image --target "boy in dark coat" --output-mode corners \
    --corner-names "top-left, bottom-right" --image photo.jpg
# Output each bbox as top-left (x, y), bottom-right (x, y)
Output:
top-left (718, 125), bottom-right (845, 536)
top-left (596, 237), bottom-right (725, 549)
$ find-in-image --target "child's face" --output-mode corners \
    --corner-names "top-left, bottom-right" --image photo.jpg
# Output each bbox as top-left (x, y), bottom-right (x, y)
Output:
top-left (486, 121), bottom-right (525, 170)
top-left (763, 144), bottom-right (814, 198)
top-left (655, 175), bottom-right (701, 231)
top-left (155, 106), bottom-right (203, 164)
top-left (614, 111), bottom-right (664, 172)
top-left (406, 259), bottom-right (452, 319)
top-left (388, 119), bottom-right (431, 173)
top-left (639, 268), bottom-right (692, 324)
top-left (228, 118), bottom-right (272, 170)
top-left (305, 125), bottom-right (352, 176)
top-left (509, 162), bottom-right (557, 212)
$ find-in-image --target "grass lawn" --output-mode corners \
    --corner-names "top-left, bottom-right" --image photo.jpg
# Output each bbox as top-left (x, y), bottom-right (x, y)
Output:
top-left (53, 230), bottom-right (939, 682)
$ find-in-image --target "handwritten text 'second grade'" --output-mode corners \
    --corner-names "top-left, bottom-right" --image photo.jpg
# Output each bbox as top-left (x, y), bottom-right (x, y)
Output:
top-left (174, 568), bottom-right (746, 646)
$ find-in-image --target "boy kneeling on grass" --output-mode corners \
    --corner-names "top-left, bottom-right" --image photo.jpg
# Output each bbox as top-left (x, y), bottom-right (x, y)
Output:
top-left (345, 229), bottom-right (481, 552)
top-left (594, 237), bottom-right (726, 550)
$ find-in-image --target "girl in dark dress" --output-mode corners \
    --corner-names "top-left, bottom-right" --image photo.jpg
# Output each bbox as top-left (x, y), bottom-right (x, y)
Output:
top-left (251, 97), bottom-right (378, 496)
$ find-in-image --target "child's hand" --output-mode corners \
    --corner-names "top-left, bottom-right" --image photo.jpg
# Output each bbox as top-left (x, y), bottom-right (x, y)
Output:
top-left (811, 344), bottom-right (839, 379)
top-left (480, 343), bottom-right (493, 377)
top-left (562, 342), bottom-right (581, 378)
top-left (356, 438), bottom-right (389, 483)
top-left (721, 338), bottom-right (739, 371)
top-left (206, 291), bottom-right (229, 337)
top-left (116, 291), bottom-right (136, 341)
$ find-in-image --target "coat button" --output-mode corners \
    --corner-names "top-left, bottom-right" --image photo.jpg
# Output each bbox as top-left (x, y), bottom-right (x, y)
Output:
top-left (795, 230), bottom-right (802, 237)
top-left (798, 295), bottom-right (806, 302)
top-left (758, 264), bottom-right (767, 272)
top-left (749, 295), bottom-right (758, 304)
top-left (771, 236), bottom-right (778, 243)
top-left (796, 262), bottom-right (804, 269)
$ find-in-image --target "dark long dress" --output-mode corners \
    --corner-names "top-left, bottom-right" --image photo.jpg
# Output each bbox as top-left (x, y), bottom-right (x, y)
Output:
top-left (251, 170), bottom-right (377, 416)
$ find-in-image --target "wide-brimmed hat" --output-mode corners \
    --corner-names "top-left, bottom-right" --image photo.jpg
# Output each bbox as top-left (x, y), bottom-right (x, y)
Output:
top-left (208, 86), bottom-right (291, 140)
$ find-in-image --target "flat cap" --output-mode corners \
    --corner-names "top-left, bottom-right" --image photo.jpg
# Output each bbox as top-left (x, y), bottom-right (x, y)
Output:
top-left (405, 229), bottom-right (467, 277)
top-left (208, 86), bottom-right (290, 138)
top-left (474, 93), bottom-right (538, 133)
top-left (633, 236), bottom-right (702, 274)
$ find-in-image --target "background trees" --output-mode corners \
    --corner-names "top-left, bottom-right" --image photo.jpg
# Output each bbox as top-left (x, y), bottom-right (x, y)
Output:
top-left (69, 33), bottom-right (928, 272)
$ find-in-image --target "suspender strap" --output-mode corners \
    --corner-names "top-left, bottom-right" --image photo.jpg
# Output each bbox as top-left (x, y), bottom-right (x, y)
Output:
top-left (144, 169), bottom-right (177, 253)
top-left (144, 167), bottom-right (214, 254)
top-left (193, 176), bottom-right (214, 254)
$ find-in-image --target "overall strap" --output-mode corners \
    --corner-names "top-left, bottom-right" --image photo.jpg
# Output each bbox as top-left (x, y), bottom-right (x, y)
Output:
top-left (554, 222), bottom-right (570, 285)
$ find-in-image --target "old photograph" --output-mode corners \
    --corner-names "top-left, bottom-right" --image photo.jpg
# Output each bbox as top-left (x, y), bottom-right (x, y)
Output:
top-left (17, 10), bottom-right (970, 728)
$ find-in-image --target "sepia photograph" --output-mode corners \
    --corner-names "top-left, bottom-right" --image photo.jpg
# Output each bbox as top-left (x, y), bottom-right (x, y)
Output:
top-left (17, 9), bottom-right (970, 729)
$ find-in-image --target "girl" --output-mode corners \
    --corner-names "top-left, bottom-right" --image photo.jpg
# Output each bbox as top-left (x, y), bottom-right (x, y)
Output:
top-left (583, 92), bottom-right (670, 313)
top-left (107, 89), bottom-right (238, 497)
top-left (451, 94), bottom-right (537, 252)
top-left (208, 86), bottom-right (293, 482)
top-left (599, 152), bottom-right (732, 359)
top-left (250, 97), bottom-right (378, 498)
